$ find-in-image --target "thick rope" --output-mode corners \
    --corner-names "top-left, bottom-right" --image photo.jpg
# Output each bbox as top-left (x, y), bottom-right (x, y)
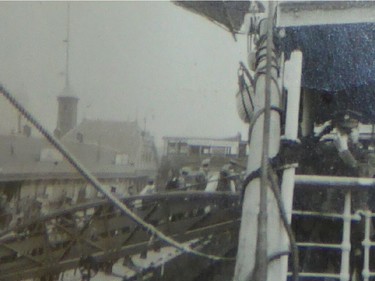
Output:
top-left (241, 164), bottom-right (299, 281)
top-left (0, 85), bottom-right (234, 262)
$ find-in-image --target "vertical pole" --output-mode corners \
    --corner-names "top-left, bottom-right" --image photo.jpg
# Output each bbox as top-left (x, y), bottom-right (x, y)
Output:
top-left (340, 191), bottom-right (351, 281)
top-left (256, 2), bottom-right (276, 281)
top-left (65, 3), bottom-right (71, 88)
top-left (279, 50), bottom-right (303, 280)
top-left (234, 2), bottom-right (281, 280)
top-left (362, 211), bottom-right (371, 281)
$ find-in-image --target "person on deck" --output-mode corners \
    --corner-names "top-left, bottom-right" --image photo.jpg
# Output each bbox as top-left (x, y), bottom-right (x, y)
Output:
top-left (332, 110), bottom-right (375, 281)
top-left (205, 163), bottom-right (237, 193)
top-left (195, 158), bottom-right (211, 190)
top-left (140, 179), bottom-right (156, 195)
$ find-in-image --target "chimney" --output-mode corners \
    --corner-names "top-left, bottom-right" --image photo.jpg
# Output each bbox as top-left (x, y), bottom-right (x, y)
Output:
top-left (56, 95), bottom-right (78, 137)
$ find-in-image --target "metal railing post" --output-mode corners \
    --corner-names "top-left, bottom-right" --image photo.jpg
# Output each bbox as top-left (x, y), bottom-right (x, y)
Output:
top-left (362, 211), bottom-right (371, 281)
top-left (340, 191), bottom-right (351, 281)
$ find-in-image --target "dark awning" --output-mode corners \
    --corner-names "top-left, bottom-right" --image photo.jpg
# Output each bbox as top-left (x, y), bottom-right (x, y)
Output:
top-left (174, 2), bottom-right (375, 122)
top-left (278, 23), bottom-right (375, 122)
top-left (279, 23), bottom-right (375, 92)
top-left (173, 1), bottom-right (252, 38)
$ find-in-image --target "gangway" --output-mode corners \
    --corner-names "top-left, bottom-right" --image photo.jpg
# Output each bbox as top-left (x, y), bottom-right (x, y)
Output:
top-left (0, 191), bottom-right (240, 280)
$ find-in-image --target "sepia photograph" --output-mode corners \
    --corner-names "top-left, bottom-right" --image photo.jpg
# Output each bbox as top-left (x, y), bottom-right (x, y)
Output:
top-left (1, 1), bottom-right (375, 281)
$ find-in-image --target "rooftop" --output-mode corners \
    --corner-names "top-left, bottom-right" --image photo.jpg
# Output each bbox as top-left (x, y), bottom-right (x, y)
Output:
top-left (0, 134), bottom-right (138, 182)
top-left (63, 119), bottom-right (145, 161)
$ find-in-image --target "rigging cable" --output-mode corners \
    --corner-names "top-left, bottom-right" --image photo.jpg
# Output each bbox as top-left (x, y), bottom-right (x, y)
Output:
top-left (253, 3), bottom-right (276, 279)
top-left (268, 166), bottom-right (299, 281)
top-left (238, 63), bottom-right (255, 123)
top-left (241, 164), bottom-right (299, 281)
top-left (243, 3), bottom-right (299, 280)
top-left (0, 85), bottom-right (235, 262)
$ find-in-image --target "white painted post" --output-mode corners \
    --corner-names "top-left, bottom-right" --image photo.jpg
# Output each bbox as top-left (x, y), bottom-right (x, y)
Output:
top-left (234, 9), bottom-right (281, 281)
top-left (362, 211), bottom-right (371, 281)
top-left (340, 191), bottom-right (352, 281)
top-left (278, 51), bottom-right (303, 281)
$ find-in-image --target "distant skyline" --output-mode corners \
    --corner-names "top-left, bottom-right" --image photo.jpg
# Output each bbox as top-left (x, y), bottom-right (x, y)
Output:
top-left (0, 1), bottom-right (248, 145)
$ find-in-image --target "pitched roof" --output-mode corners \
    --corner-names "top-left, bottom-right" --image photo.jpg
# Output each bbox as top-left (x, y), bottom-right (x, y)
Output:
top-left (62, 119), bottom-right (142, 161)
top-left (0, 134), bottom-right (137, 182)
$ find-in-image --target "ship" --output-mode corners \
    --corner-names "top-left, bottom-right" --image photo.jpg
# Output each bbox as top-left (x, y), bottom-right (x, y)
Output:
top-left (2, 1), bottom-right (375, 281)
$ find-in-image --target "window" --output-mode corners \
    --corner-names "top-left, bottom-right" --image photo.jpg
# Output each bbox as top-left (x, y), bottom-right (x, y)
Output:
top-left (211, 146), bottom-right (226, 155)
top-left (179, 143), bottom-right (188, 154)
top-left (40, 148), bottom-right (63, 163)
top-left (167, 142), bottom-right (177, 154)
top-left (115, 154), bottom-right (129, 165)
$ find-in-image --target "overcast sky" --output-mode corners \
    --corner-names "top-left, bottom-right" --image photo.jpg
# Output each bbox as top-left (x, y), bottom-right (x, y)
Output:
top-left (0, 1), bottom-right (248, 145)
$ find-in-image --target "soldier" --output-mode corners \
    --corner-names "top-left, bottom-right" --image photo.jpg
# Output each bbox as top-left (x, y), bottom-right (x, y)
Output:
top-left (140, 179), bottom-right (156, 195)
top-left (332, 110), bottom-right (374, 207)
top-left (195, 158), bottom-right (211, 190)
top-left (297, 110), bottom-right (375, 279)
top-left (178, 167), bottom-right (190, 190)
top-left (216, 163), bottom-right (237, 192)
top-left (332, 110), bottom-right (375, 280)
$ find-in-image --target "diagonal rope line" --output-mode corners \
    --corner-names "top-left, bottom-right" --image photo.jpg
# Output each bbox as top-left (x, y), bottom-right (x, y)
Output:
top-left (0, 85), bottom-right (234, 262)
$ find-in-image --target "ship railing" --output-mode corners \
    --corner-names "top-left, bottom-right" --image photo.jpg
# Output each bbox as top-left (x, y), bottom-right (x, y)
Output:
top-left (289, 175), bottom-right (375, 281)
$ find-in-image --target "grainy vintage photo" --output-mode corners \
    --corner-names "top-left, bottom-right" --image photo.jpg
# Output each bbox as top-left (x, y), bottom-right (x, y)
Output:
top-left (1, 1), bottom-right (375, 281)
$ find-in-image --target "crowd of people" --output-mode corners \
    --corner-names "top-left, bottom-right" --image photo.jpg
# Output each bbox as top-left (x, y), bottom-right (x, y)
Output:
top-left (161, 158), bottom-right (244, 193)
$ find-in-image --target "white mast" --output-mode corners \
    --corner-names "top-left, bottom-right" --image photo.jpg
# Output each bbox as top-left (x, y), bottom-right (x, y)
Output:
top-left (234, 2), bottom-right (282, 280)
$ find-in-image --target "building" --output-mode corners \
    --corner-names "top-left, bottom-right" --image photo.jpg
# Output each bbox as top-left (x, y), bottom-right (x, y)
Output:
top-left (0, 113), bottom-right (158, 230)
top-left (163, 133), bottom-right (247, 158)
top-left (0, 10), bottom-right (159, 230)
top-left (63, 118), bottom-right (158, 177)
top-left (0, 128), bottom-right (157, 229)
top-left (158, 134), bottom-right (247, 187)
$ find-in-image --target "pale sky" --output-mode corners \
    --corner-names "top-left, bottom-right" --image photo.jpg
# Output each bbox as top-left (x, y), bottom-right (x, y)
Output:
top-left (0, 1), bottom-right (248, 145)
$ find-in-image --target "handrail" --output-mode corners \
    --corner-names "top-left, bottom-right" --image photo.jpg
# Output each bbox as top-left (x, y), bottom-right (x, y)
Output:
top-left (295, 175), bottom-right (375, 189)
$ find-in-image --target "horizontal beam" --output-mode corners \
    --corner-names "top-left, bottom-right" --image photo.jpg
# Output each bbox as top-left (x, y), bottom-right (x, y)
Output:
top-left (0, 172), bottom-right (144, 182)
top-left (295, 174), bottom-right (375, 189)
top-left (0, 191), bottom-right (240, 240)
top-left (277, 1), bottom-right (375, 27)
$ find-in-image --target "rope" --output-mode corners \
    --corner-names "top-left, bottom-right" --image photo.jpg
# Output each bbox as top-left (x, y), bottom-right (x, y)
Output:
top-left (247, 106), bottom-right (284, 146)
top-left (268, 167), bottom-right (299, 281)
top-left (239, 61), bottom-right (255, 89)
top-left (244, 5), bottom-right (299, 279)
top-left (0, 85), bottom-right (235, 262)
top-left (238, 70), bottom-right (254, 122)
top-left (241, 163), bottom-right (299, 281)
top-left (254, 70), bottom-right (282, 99)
